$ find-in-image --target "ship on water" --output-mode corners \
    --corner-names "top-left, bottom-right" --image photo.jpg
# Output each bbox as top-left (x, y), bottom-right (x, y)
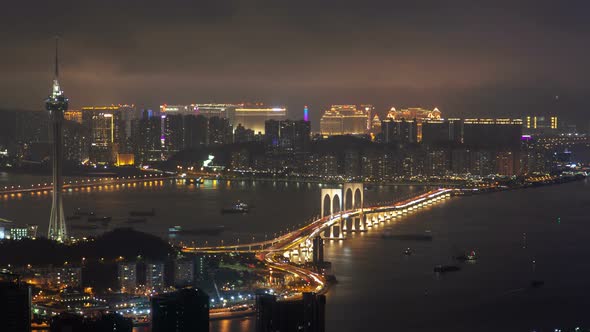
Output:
top-left (221, 201), bottom-right (249, 214)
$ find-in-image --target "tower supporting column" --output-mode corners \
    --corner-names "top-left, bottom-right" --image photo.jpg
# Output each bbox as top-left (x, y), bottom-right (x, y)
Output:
top-left (46, 38), bottom-right (68, 243)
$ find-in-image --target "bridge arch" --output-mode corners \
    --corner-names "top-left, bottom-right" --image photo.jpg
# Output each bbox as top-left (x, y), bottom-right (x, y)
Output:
top-left (344, 188), bottom-right (353, 210)
top-left (322, 194), bottom-right (332, 216)
top-left (333, 195), bottom-right (341, 214)
top-left (343, 183), bottom-right (363, 211)
top-left (320, 188), bottom-right (342, 218)
top-left (354, 188), bottom-right (362, 209)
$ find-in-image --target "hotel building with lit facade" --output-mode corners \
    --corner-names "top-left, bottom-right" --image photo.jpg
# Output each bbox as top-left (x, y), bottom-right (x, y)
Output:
top-left (233, 105), bottom-right (287, 134)
top-left (523, 115), bottom-right (558, 135)
top-left (319, 105), bottom-right (370, 136)
top-left (385, 107), bottom-right (442, 141)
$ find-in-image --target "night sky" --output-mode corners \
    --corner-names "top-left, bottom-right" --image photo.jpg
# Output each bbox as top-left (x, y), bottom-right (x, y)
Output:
top-left (1, 1), bottom-right (589, 125)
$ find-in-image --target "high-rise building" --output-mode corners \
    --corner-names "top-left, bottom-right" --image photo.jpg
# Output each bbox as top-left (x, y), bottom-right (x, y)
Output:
top-left (183, 114), bottom-right (208, 148)
top-left (386, 107), bottom-right (442, 141)
top-left (193, 103), bottom-right (237, 120)
top-left (265, 120), bottom-right (281, 148)
top-left (81, 105), bottom-right (131, 164)
top-left (291, 120), bottom-right (311, 153)
top-left (234, 106), bottom-right (287, 134)
top-left (51, 267), bottom-right (83, 289)
top-left (64, 110), bottom-right (82, 124)
top-left (360, 104), bottom-right (374, 130)
top-left (234, 124), bottom-right (256, 143)
top-left (133, 110), bottom-right (162, 163)
top-left (319, 105), bottom-right (368, 136)
top-left (173, 259), bottom-right (194, 287)
top-left (8, 225), bottom-right (38, 240)
top-left (463, 119), bottom-right (523, 148)
top-left (306, 154), bottom-right (338, 177)
top-left (161, 114), bottom-right (185, 158)
top-left (117, 262), bottom-right (137, 292)
top-left (523, 115), bottom-right (558, 135)
top-left (371, 114), bottom-right (381, 133)
top-left (256, 292), bottom-right (325, 332)
top-left (46, 38), bottom-right (68, 242)
top-left (381, 119), bottom-right (418, 144)
top-left (0, 276), bottom-right (32, 332)
top-left (151, 288), bottom-right (209, 332)
top-left (62, 120), bottom-right (89, 163)
top-left (265, 120), bottom-right (311, 153)
top-left (421, 119), bottom-right (462, 145)
top-left (208, 116), bottom-right (233, 145)
top-left (160, 104), bottom-right (192, 114)
top-left (145, 262), bottom-right (165, 291)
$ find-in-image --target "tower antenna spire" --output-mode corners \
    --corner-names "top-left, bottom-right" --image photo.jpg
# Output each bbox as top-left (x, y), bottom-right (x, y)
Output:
top-left (54, 36), bottom-right (59, 79)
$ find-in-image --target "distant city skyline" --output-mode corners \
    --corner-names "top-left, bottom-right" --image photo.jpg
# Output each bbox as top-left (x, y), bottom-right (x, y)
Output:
top-left (0, 1), bottom-right (589, 125)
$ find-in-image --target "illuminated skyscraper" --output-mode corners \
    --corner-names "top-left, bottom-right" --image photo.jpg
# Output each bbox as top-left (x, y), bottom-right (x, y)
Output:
top-left (81, 105), bottom-right (132, 164)
top-left (45, 38), bottom-right (68, 242)
top-left (304, 105), bottom-right (309, 122)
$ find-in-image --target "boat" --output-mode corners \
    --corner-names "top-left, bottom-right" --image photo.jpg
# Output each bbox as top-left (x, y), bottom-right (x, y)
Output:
top-left (126, 217), bottom-right (147, 224)
top-left (403, 248), bottom-right (413, 255)
top-left (66, 215), bottom-right (81, 221)
top-left (88, 216), bottom-right (112, 223)
top-left (221, 201), bottom-right (249, 214)
top-left (455, 250), bottom-right (478, 261)
top-left (74, 208), bottom-right (95, 216)
top-left (530, 280), bottom-right (545, 288)
top-left (434, 265), bottom-right (461, 273)
top-left (129, 208), bottom-right (156, 217)
top-left (169, 225), bottom-right (182, 233)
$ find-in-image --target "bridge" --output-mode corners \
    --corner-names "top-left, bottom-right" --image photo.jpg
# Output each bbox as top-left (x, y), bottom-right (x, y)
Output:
top-left (182, 184), bottom-right (454, 294)
top-left (0, 173), bottom-right (171, 196)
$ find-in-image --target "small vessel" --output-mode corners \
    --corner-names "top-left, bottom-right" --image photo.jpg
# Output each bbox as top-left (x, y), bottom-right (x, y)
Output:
top-left (168, 225), bottom-right (182, 233)
top-left (74, 208), bottom-right (95, 216)
top-left (530, 280), bottom-right (545, 288)
top-left (66, 215), bottom-right (81, 221)
top-left (129, 208), bottom-right (156, 217)
top-left (455, 250), bottom-right (478, 261)
top-left (403, 248), bottom-right (413, 255)
top-left (126, 218), bottom-right (147, 224)
top-left (434, 265), bottom-right (461, 273)
top-left (88, 216), bottom-right (112, 223)
top-left (221, 201), bottom-right (249, 214)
